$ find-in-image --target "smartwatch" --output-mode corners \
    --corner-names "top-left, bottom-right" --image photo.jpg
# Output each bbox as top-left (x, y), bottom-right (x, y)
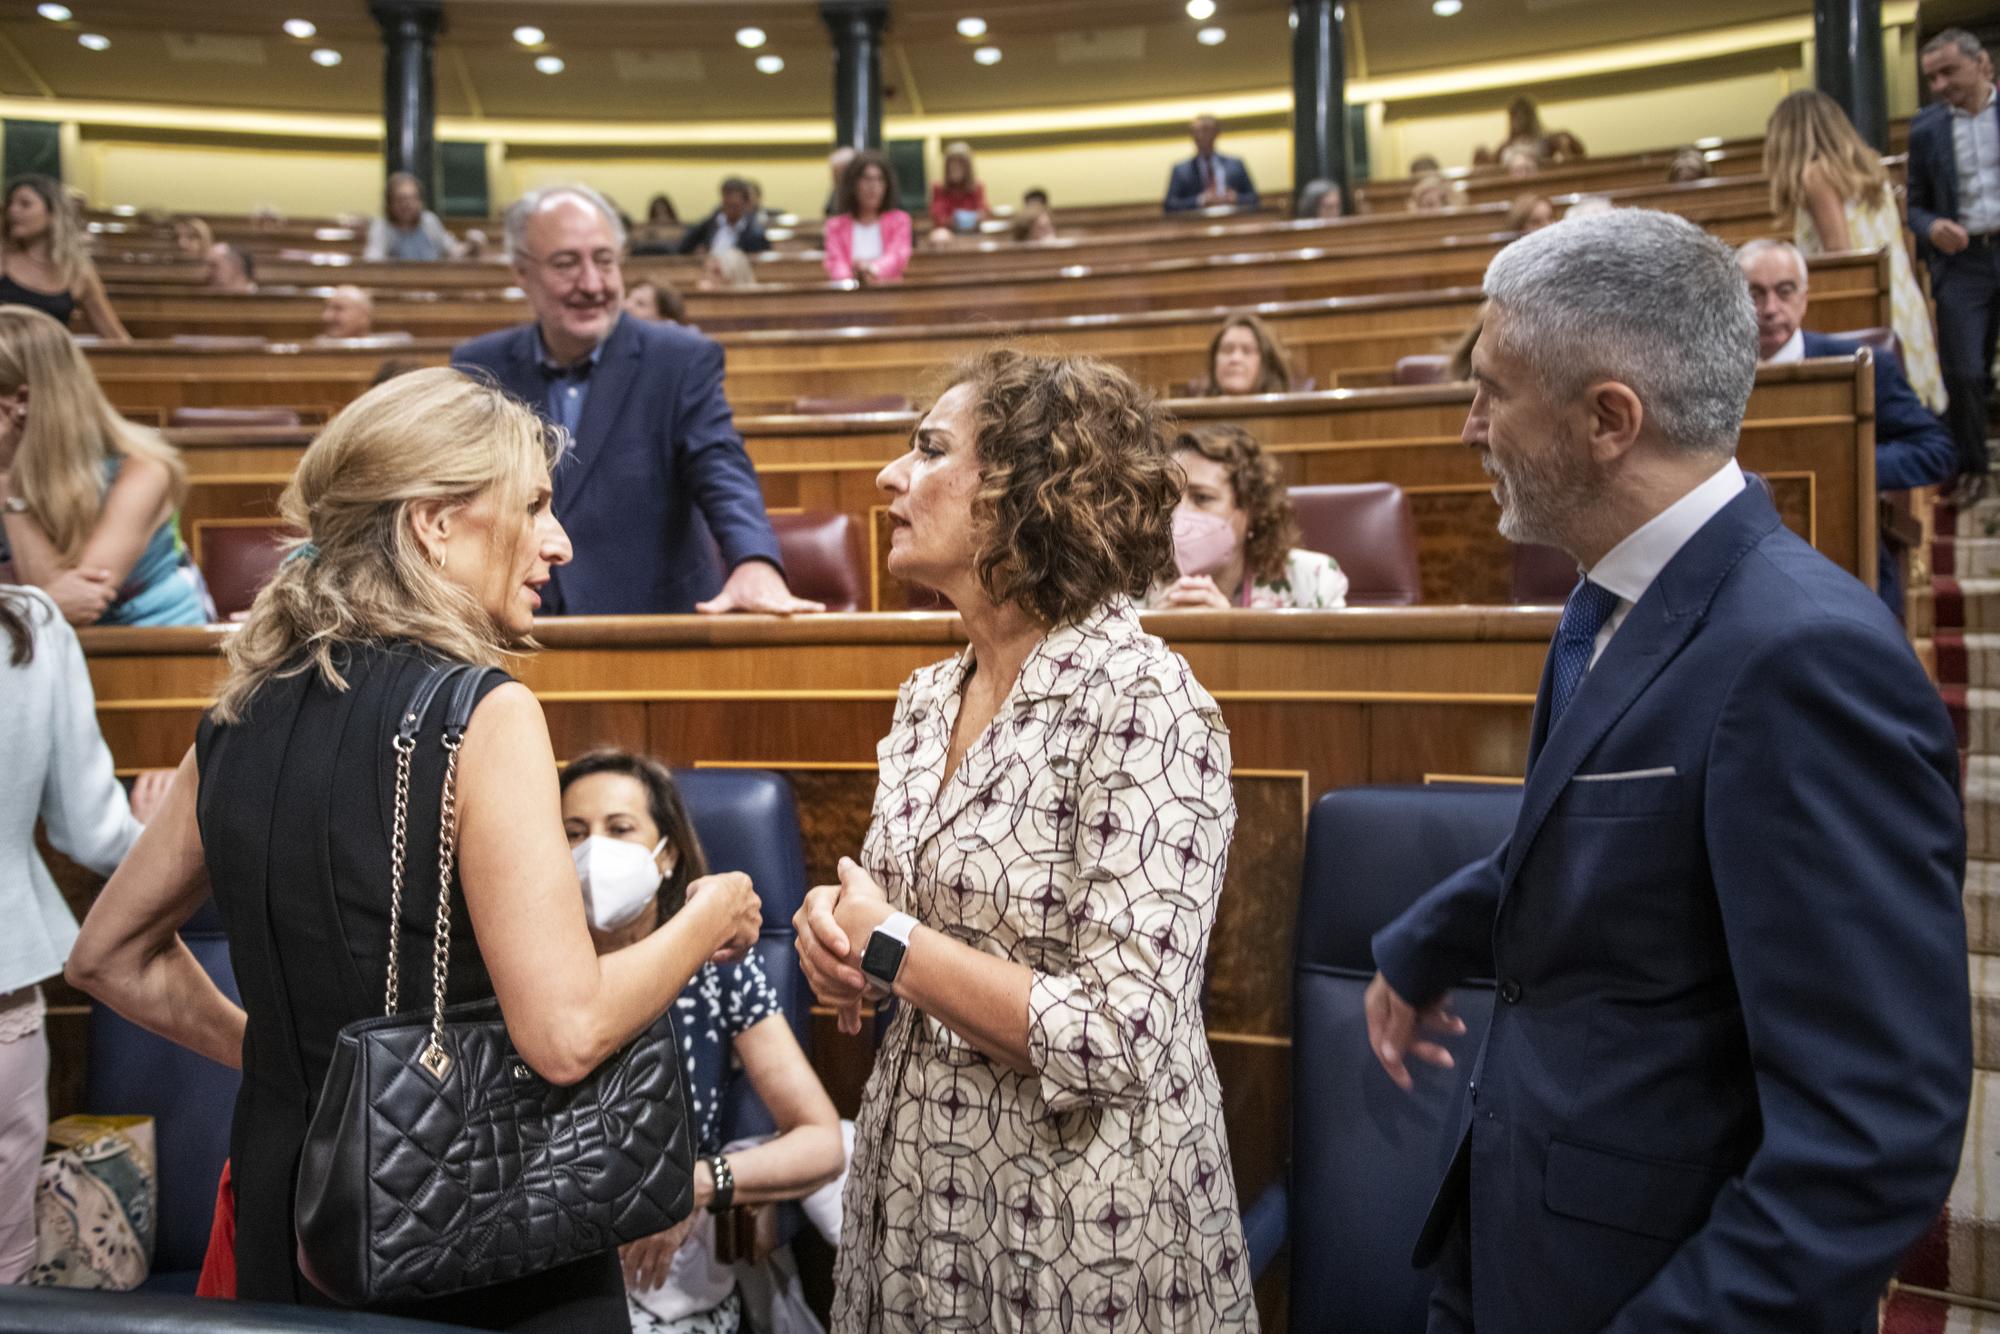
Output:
top-left (860, 912), bottom-right (919, 995)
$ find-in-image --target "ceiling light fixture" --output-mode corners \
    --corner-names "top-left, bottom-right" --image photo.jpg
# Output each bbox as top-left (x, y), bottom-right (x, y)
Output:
top-left (755, 54), bottom-right (784, 74)
top-left (36, 3), bottom-right (71, 21)
top-left (77, 31), bottom-right (108, 50)
top-left (1186, 0), bottom-right (1216, 19)
top-left (512, 25), bottom-right (544, 46)
top-left (1432, 0), bottom-right (1463, 14)
top-left (735, 26), bottom-right (766, 48)
top-left (1196, 26), bottom-right (1226, 44)
top-left (973, 45), bottom-right (1001, 65)
top-left (282, 18), bottom-right (316, 38)
top-left (535, 54), bottom-right (564, 74)
top-left (310, 47), bottom-right (341, 66)
top-left (955, 16), bottom-right (987, 38)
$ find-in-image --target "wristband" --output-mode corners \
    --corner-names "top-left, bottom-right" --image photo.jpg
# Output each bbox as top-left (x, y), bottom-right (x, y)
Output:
top-left (705, 1153), bottom-right (736, 1214)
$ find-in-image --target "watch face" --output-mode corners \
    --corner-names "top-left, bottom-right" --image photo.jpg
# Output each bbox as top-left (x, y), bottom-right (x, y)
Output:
top-left (862, 932), bottom-right (905, 984)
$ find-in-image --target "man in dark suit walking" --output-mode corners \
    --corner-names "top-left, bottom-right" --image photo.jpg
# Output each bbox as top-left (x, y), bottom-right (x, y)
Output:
top-left (1909, 29), bottom-right (2000, 480)
top-left (1367, 209), bottom-right (1970, 1333)
top-left (455, 185), bottom-right (818, 615)
top-left (1164, 115), bottom-right (1260, 213)
top-left (675, 176), bottom-right (771, 257)
top-left (1738, 237), bottom-right (1957, 611)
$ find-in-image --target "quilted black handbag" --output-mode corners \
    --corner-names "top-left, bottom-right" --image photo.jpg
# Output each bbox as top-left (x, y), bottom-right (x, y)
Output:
top-left (293, 662), bottom-right (696, 1306)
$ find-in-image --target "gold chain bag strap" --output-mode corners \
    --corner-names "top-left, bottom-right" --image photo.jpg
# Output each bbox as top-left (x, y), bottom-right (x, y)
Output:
top-left (294, 662), bottom-right (696, 1306)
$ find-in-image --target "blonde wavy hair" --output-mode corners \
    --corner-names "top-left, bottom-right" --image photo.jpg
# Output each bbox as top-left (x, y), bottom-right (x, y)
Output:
top-left (1763, 89), bottom-right (1889, 219)
top-left (213, 367), bottom-right (564, 722)
top-left (4, 175), bottom-right (92, 292)
top-left (0, 305), bottom-right (185, 560)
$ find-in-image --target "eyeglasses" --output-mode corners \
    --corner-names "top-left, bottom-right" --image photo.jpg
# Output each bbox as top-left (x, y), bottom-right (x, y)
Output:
top-left (517, 249), bottom-right (622, 281)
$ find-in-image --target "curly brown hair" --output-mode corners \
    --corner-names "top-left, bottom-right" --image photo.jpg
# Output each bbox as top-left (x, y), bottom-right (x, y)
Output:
top-left (938, 349), bottom-right (1180, 627)
top-left (836, 150), bottom-right (900, 218)
top-left (1174, 423), bottom-right (1298, 584)
top-left (1202, 312), bottom-right (1293, 396)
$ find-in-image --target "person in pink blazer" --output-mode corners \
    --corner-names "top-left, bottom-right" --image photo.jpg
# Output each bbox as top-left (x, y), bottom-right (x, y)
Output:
top-left (823, 151), bottom-right (912, 285)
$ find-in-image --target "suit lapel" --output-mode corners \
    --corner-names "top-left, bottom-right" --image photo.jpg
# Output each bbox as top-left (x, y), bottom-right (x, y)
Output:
top-left (1500, 485), bottom-right (1782, 890)
top-left (552, 314), bottom-right (644, 508)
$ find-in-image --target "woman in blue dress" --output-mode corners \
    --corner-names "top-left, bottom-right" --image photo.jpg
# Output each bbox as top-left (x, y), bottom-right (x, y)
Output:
top-left (0, 306), bottom-right (210, 626)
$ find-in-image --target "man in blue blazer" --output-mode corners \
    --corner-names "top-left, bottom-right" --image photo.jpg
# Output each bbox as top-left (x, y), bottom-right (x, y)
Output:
top-left (1908, 29), bottom-right (2000, 479)
top-left (1164, 116), bottom-right (1260, 213)
top-left (1368, 210), bottom-right (1969, 1333)
top-left (454, 185), bottom-right (817, 616)
top-left (1739, 238), bottom-right (1957, 610)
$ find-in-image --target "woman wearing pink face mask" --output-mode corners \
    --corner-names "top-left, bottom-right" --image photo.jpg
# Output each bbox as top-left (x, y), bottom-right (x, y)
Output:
top-left (1152, 423), bottom-right (1348, 609)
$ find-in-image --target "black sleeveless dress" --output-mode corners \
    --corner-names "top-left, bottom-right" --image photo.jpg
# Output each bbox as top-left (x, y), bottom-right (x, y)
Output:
top-left (0, 272), bottom-right (74, 326)
top-left (194, 642), bottom-right (626, 1330)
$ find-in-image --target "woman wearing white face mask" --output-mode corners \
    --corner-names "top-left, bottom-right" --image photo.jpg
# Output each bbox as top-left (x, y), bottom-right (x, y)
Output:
top-left (560, 750), bottom-right (845, 1334)
top-left (1149, 423), bottom-right (1348, 609)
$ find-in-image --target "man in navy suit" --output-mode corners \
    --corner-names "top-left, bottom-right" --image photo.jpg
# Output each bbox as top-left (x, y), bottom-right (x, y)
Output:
top-left (1164, 116), bottom-right (1260, 213)
top-left (675, 176), bottom-right (771, 257)
top-left (1909, 29), bottom-right (2000, 480)
top-left (1738, 238), bottom-right (1957, 611)
top-left (454, 185), bottom-right (818, 616)
top-left (1367, 210), bottom-right (1970, 1333)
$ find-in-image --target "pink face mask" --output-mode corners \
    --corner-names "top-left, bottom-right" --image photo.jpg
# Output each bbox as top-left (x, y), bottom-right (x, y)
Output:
top-left (1173, 506), bottom-right (1239, 579)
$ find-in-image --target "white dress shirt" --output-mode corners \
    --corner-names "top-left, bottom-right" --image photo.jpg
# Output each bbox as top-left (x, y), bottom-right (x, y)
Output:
top-left (1583, 458), bottom-right (1747, 666)
top-left (0, 588), bottom-right (140, 996)
top-left (1953, 83), bottom-right (2000, 236)
top-left (849, 220), bottom-right (884, 264)
top-left (707, 214), bottom-right (744, 255)
top-left (1765, 328), bottom-right (1806, 365)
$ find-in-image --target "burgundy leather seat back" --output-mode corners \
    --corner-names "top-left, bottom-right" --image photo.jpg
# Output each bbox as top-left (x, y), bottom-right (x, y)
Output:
top-left (168, 406), bottom-right (303, 429)
top-left (1392, 355), bottom-right (1452, 386)
top-left (1288, 483), bottom-right (1422, 606)
top-left (770, 511), bottom-right (867, 612)
top-left (197, 522), bottom-right (297, 619)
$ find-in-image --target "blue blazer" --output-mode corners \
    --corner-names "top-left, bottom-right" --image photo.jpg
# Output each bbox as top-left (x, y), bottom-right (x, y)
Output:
top-left (451, 315), bottom-right (782, 615)
top-left (1907, 96), bottom-right (2000, 265)
top-left (1164, 154), bottom-right (1259, 212)
top-left (1372, 484), bottom-right (1968, 1334)
top-left (675, 206), bottom-right (771, 256)
top-left (1801, 332), bottom-right (1956, 490)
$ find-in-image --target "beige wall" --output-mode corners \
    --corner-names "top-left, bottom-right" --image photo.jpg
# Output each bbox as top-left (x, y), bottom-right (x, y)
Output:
top-left (74, 135), bottom-right (381, 217)
top-left (501, 151), bottom-right (832, 223)
top-left (966, 125), bottom-right (1293, 212)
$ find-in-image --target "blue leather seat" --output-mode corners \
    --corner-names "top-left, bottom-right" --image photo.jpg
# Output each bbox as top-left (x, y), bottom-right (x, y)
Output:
top-left (82, 896), bottom-right (241, 1294)
top-left (1283, 784), bottom-right (1520, 1332)
top-left (672, 768), bottom-right (812, 1144)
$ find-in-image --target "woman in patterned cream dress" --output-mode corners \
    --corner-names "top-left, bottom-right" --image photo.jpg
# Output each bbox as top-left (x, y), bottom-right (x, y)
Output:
top-left (794, 350), bottom-right (1257, 1333)
top-left (1766, 89), bottom-right (1949, 414)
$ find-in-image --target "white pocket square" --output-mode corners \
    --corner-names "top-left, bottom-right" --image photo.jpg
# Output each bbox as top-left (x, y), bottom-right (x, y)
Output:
top-left (1572, 766), bottom-right (1678, 783)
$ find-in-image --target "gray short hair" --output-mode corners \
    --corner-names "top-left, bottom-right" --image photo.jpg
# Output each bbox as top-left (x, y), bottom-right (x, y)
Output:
top-left (1482, 209), bottom-right (1757, 455)
top-left (1735, 237), bottom-right (1809, 287)
top-left (504, 184), bottom-right (627, 257)
top-left (1921, 28), bottom-right (1984, 62)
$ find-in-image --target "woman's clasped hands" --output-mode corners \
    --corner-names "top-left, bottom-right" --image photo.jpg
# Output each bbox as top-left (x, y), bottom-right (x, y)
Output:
top-left (793, 857), bottom-right (893, 1036)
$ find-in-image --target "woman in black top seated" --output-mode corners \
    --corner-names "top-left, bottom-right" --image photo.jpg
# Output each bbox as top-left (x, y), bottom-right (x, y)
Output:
top-left (0, 176), bottom-right (128, 340)
top-left (67, 368), bottom-right (764, 1330)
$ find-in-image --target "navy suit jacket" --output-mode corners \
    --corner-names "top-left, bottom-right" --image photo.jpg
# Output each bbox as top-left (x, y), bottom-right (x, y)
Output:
top-left (675, 207), bottom-right (771, 255)
top-left (1164, 153), bottom-right (1259, 212)
top-left (1801, 332), bottom-right (1956, 490)
top-left (1908, 96), bottom-right (2000, 266)
top-left (1372, 484), bottom-right (1969, 1334)
top-left (451, 315), bottom-right (782, 614)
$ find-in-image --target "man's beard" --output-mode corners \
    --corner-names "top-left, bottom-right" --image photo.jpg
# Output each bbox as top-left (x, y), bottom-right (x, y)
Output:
top-left (1487, 432), bottom-right (1597, 549)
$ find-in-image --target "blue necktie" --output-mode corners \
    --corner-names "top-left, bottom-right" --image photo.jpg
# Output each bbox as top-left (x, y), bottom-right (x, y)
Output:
top-left (1549, 578), bottom-right (1622, 724)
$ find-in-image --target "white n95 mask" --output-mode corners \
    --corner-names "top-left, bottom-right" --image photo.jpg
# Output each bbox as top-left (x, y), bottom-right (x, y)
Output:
top-left (573, 835), bottom-right (671, 932)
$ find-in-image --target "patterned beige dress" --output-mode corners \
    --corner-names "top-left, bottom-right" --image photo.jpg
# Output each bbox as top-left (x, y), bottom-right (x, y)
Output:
top-left (1795, 184), bottom-right (1949, 414)
top-left (831, 598), bottom-right (1257, 1333)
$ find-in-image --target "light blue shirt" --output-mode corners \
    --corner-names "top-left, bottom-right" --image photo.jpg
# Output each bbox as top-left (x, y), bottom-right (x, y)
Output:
top-left (536, 322), bottom-right (612, 441)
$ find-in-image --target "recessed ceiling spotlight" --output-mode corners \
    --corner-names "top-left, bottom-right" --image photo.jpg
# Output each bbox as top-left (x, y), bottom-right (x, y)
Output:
top-left (1197, 26), bottom-right (1226, 44)
top-left (1186, 0), bottom-right (1216, 19)
top-left (755, 53), bottom-right (784, 74)
top-left (512, 25), bottom-right (544, 46)
top-left (534, 54), bottom-right (564, 74)
top-left (36, 3), bottom-right (71, 21)
top-left (1432, 0), bottom-right (1463, 14)
top-left (735, 26), bottom-right (766, 48)
top-left (973, 45), bottom-right (1001, 65)
top-left (956, 16), bottom-right (987, 38)
top-left (77, 31), bottom-right (108, 50)
top-left (282, 18), bottom-right (316, 38)
top-left (310, 47), bottom-right (341, 66)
